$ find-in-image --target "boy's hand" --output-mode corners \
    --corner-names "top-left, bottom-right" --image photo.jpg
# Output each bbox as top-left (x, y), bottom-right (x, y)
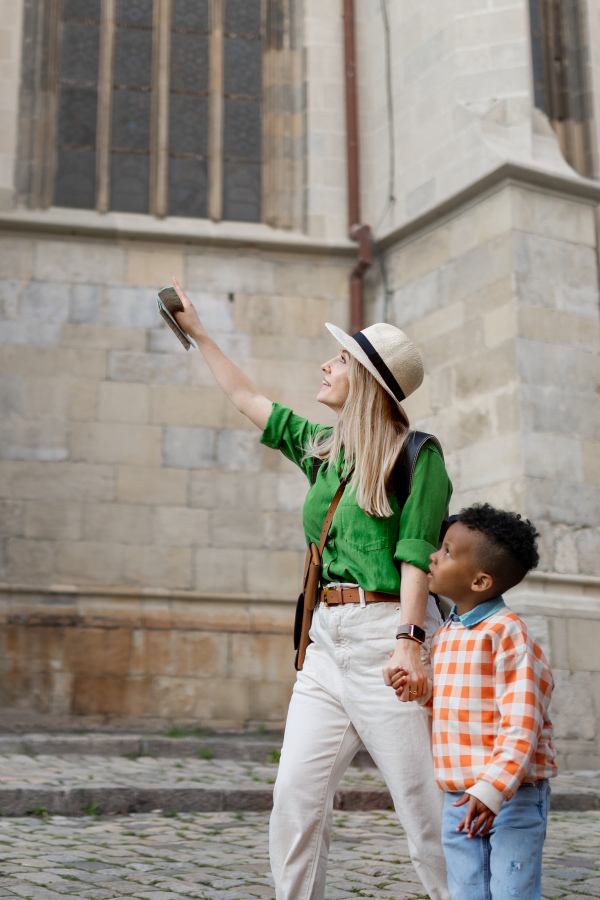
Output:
top-left (386, 661), bottom-right (409, 698)
top-left (453, 793), bottom-right (496, 838)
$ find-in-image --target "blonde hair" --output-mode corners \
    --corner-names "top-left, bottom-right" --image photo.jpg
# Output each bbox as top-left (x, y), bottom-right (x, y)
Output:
top-left (304, 356), bottom-right (410, 517)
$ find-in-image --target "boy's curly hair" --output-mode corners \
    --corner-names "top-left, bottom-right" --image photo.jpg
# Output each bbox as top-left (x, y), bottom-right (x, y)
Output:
top-left (457, 503), bottom-right (540, 594)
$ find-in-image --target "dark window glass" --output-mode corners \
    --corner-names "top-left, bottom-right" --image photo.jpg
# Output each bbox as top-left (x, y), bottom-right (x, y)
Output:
top-left (223, 162), bottom-right (260, 222)
top-left (115, 0), bottom-right (154, 28)
top-left (112, 90), bottom-right (152, 150)
top-left (170, 95), bottom-right (209, 156)
top-left (168, 157), bottom-right (207, 217)
top-left (55, 7), bottom-right (100, 209)
top-left (225, 0), bottom-right (261, 37)
top-left (224, 37), bottom-right (262, 97)
top-left (63, 0), bottom-right (102, 22)
top-left (59, 23), bottom-right (100, 83)
top-left (55, 148), bottom-right (96, 208)
top-left (113, 29), bottom-right (153, 88)
top-left (224, 99), bottom-right (261, 160)
top-left (110, 152), bottom-right (150, 212)
top-left (57, 86), bottom-right (98, 147)
top-left (172, 0), bottom-right (209, 32)
top-left (170, 33), bottom-right (209, 93)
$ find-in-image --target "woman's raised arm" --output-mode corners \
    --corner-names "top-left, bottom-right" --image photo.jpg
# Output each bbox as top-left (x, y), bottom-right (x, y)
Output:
top-left (172, 277), bottom-right (273, 431)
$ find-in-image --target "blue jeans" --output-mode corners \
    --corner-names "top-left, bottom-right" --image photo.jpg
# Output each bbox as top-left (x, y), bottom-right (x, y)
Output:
top-left (442, 780), bottom-right (550, 900)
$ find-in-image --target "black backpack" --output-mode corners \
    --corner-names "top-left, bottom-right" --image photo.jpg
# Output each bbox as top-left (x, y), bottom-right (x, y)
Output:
top-left (309, 430), bottom-right (450, 543)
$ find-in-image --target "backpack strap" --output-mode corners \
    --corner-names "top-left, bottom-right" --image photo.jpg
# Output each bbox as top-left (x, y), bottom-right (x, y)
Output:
top-left (310, 456), bottom-right (324, 486)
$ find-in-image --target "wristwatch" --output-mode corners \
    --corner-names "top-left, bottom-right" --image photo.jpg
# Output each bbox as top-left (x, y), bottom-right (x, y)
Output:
top-left (396, 624), bottom-right (426, 644)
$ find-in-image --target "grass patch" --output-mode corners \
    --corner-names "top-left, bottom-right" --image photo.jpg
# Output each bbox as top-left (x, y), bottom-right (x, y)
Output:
top-left (164, 726), bottom-right (185, 738)
top-left (122, 750), bottom-right (151, 761)
top-left (162, 810), bottom-right (177, 818)
top-left (82, 801), bottom-right (100, 817)
top-left (197, 746), bottom-right (214, 760)
top-left (266, 749), bottom-right (281, 764)
top-left (30, 807), bottom-right (49, 818)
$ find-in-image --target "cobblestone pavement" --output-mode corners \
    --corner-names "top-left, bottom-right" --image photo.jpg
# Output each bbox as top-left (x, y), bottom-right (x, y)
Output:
top-left (0, 809), bottom-right (597, 900)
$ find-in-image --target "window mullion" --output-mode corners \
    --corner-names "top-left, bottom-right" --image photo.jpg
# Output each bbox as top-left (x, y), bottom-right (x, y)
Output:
top-left (96, 0), bottom-right (116, 213)
top-left (208, 0), bottom-right (224, 221)
top-left (32, 0), bottom-right (61, 208)
top-left (151, 0), bottom-right (172, 218)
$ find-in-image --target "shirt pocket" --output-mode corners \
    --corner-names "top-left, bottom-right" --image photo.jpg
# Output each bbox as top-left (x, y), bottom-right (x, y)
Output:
top-left (339, 504), bottom-right (396, 551)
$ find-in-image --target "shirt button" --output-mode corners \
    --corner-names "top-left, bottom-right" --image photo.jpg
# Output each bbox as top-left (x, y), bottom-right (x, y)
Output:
top-left (326, 538), bottom-right (334, 548)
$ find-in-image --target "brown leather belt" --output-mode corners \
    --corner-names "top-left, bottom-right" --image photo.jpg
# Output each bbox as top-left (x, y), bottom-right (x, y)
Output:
top-left (319, 586), bottom-right (398, 606)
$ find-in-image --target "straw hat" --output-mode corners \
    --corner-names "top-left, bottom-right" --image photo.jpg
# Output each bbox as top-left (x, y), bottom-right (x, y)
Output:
top-left (325, 322), bottom-right (424, 403)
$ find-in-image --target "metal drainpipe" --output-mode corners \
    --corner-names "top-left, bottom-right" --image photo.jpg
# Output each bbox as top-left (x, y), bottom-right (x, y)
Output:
top-left (342, 0), bottom-right (373, 333)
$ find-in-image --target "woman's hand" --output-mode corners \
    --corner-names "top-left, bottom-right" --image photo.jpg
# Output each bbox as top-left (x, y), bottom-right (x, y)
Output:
top-left (171, 276), bottom-right (206, 342)
top-left (383, 638), bottom-right (427, 701)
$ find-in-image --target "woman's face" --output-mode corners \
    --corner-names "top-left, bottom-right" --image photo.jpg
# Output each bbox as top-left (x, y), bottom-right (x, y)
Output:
top-left (317, 349), bottom-right (350, 413)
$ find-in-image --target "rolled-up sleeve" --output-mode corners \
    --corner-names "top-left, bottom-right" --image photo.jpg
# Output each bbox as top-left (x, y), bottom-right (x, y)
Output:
top-left (394, 442), bottom-right (452, 573)
top-left (260, 402), bottom-right (326, 478)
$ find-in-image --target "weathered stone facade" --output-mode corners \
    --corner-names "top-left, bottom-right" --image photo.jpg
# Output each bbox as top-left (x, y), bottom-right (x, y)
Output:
top-left (0, 0), bottom-right (599, 766)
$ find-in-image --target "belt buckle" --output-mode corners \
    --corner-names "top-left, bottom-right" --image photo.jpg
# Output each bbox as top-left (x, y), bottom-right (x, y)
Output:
top-left (322, 585), bottom-right (329, 608)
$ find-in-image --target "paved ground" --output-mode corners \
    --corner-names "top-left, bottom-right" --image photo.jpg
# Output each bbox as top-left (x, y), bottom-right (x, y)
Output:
top-left (0, 809), bottom-right (597, 900)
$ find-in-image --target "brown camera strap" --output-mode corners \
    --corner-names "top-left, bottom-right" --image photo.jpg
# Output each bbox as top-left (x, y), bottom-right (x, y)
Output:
top-left (317, 478), bottom-right (348, 556)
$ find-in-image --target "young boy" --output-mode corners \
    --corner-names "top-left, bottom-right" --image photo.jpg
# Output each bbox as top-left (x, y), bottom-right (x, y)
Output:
top-left (391, 503), bottom-right (557, 900)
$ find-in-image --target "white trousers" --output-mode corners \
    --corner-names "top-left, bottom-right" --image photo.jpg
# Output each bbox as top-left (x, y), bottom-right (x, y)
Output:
top-left (269, 595), bottom-right (449, 900)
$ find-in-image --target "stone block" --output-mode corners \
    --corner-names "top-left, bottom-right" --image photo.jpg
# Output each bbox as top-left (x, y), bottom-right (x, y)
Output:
top-left (105, 286), bottom-right (156, 328)
top-left (448, 188), bottom-right (512, 260)
top-left (82, 502), bottom-right (153, 545)
top-left (70, 422), bottom-right (162, 467)
top-left (0, 499), bottom-right (24, 536)
top-left (518, 340), bottom-right (599, 393)
top-left (453, 341), bottom-right (516, 400)
top-left (246, 549), bottom-right (302, 597)
top-left (146, 326), bottom-right (191, 354)
top-left (522, 433), bottom-right (582, 483)
top-left (117, 466), bottom-right (188, 506)
top-left (567, 618), bottom-right (600, 671)
top-left (514, 232), bottom-right (598, 291)
top-left (575, 528), bottom-right (600, 575)
top-left (0, 238), bottom-right (34, 279)
top-left (0, 279), bottom-right (20, 319)
top-left (248, 678), bottom-right (295, 722)
top-left (72, 674), bottom-right (128, 716)
top-left (520, 386), bottom-right (600, 442)
top-left (172, 290), bottom-right (235, 335)
top-left (185, 250), bottom-right (276, 295)
top-left (64, 626), bottom-right (131, 676)
top-left (455, 434), bottom-right (521, 491)
top-left (210, 510), bottom-right (261, 549)
top-left (262, 511), bottom-right (307, 551)
top-left (0, 320), bottom-right (62, 346)
top-left (61, 323), bottom-right (147, 351)
top-left (122, 545), bottom-right (192, 589)
top-left (510, 187), bottom-right (597, 248)
top-left (33, 239), bottom-right (126, 285)
top-left (484, 302), bottom-right (517, 348)
top-left (189, 470), bottom-right (261, 510)
top-left (550, 670), bottom-right (596, 740)
top-left (126, 248), bottom-right (185, 288)
top-left (0, 460), bottom-right (115, 502)
top-left (69, 284), bottom-right (100, 323)
top-left (152, 506), bottom-right (209, 546)
top-left (162, 427), bottom-right (216, 469)
top-left (108, 351), bottom-right (189, 385)
top-left (518, 304), bottom-right (600, 350)
top-left (0, 413), bottom-right (69, 462)
top-left (171, 630), bottom-right (228, 678)
top-left (194, 547), bottom-right (245, 594)
top-left (151, 384), bottom-right (226, 427)
top-left (0, 344), bottom-right (107, 379)
top-left (527, 480), bottom-right (600, 529)
top-left (151, 674), bottom-right (249, 723)
top-left (98, 382), bottom-right (150, 424)
top-left (56, 541), bottom-right (125, 584)
top-left (24, 501), bottom-right (82, 541)
top-left (401, 300), bottom-right (465, 349)
top-left (234, 293), bottom-right (328, 340)
top-left (272, 261), bottom-right (349, 301)
top-left (230, 632), bottom-right (292, 683)
top-left (216, 429), bottom-right (262, 472)
top-left (5, 538), bottom-right (55, 583)
top-left (67, 381), bottom-right (97, 421)
top-left (20, 280), bottom-right (70, 322)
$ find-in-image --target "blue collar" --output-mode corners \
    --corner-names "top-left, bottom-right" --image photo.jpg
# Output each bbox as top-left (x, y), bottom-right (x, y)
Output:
top-left (446, 596), bottom-right (506, 627)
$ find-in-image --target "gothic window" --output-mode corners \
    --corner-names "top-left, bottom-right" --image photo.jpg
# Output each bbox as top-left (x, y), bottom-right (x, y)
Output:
top-left (18, 0), bottom-right (265, 222)
top-left (528, 0), bottom-right (594, 177)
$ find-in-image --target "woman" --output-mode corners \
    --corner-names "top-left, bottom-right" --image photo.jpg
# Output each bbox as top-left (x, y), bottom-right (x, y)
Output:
top-left (172, 278), bottom-right (451, 900)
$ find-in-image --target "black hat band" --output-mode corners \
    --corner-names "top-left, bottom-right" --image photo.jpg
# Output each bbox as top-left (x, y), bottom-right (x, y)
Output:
top-left (352, 331), bottom-right (406, 403)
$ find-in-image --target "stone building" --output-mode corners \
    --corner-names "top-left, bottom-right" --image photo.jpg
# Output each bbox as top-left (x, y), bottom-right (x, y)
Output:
top-left (0, 0), bottom-right (598, 767)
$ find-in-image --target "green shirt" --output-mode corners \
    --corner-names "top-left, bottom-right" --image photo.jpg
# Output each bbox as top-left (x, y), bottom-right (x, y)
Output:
top-left (260, 402), bottom-right (453, 594)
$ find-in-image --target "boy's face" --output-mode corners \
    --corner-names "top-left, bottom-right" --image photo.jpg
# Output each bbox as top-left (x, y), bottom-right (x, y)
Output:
top-left (428, 522), bottom-right (494, 611)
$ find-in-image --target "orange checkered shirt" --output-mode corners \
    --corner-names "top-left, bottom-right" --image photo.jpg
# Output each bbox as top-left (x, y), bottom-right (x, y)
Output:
top-left (431, 603), bottom-right (557, 813)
